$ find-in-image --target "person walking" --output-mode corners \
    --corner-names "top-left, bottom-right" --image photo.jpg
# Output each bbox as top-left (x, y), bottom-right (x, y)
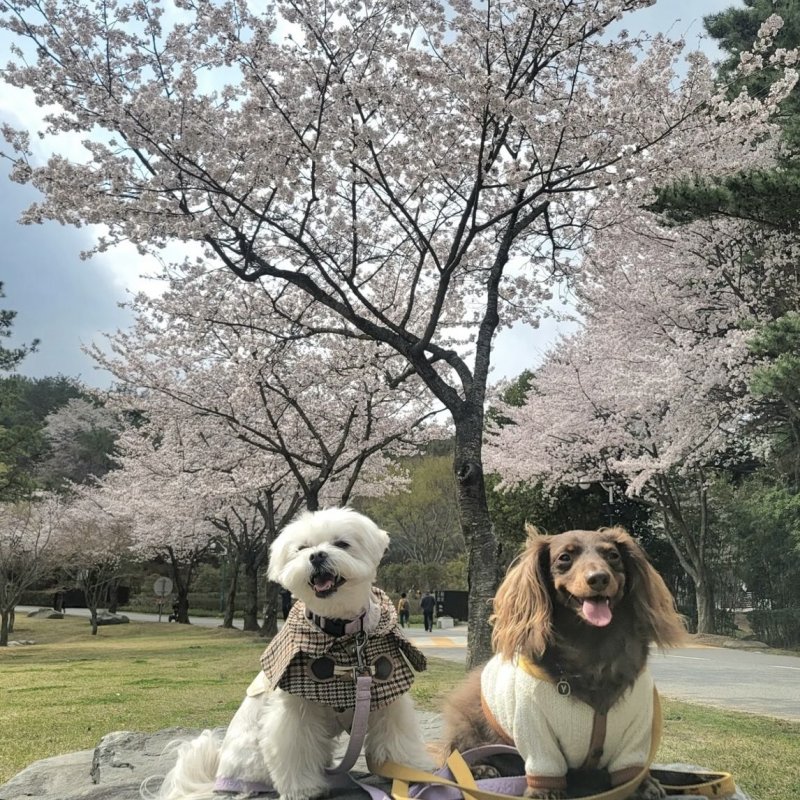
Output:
top-left (397, 592), bottom-right (411, 628)
top-left (420, 590), bottom-right (436, 632)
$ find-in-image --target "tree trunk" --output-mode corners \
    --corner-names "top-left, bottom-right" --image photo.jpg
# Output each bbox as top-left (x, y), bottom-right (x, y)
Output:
top-left (90, 608), bottom-right (99, 636)
top-left (261, 580), bottom-right (281, 638)
top-left (694, 572), bottom-right (716, 635)
top-left (222, 558), bottom-right (240, 629)
top-left (175, 590), bottom-right (190, 624)
top-left (0, 610), bottom-right (9, 646)
top-left (107, 580), bottom-right (119, 614)
top-left (454, 417), bottom-right (498, 669)
top-left (242, 560), bottom-right (260, 632)
top-left (655, 475), bottom-right (718, 635)
top-left (9, 607), bottom-right (14, 633)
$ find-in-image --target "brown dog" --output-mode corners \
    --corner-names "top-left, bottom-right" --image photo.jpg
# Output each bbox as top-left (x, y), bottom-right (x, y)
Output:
top-left (441, 526), bottom-right (686, 800)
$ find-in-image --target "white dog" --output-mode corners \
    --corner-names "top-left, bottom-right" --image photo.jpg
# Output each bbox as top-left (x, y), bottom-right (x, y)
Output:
top-left (147, 507), bottom-right (430, 800)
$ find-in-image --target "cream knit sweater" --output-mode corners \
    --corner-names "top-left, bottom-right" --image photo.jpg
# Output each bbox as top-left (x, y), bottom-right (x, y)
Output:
top-left (480, 654), bottom-right (656, 791)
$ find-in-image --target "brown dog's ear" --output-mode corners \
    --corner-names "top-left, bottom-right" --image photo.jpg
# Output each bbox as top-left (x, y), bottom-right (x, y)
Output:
top-left (608, 527), bottom-right (687, 648)
top-left (491, 524), bottom-right (553, 659)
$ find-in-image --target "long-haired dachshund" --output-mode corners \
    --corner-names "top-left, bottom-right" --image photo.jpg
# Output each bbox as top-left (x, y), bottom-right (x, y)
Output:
top-left (442, 526), bottom-right (686, 800)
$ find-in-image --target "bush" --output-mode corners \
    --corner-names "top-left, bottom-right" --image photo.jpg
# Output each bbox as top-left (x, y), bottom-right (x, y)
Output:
top-left (747, 608), bottom-right (800, 648)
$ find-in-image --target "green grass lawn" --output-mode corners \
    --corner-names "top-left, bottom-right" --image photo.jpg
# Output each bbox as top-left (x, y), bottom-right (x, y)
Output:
top-left (2, 615), bottom-right (798, 800)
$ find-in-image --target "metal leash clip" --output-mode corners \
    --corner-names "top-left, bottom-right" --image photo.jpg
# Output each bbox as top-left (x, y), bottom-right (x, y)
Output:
top-left (353, 630), bottom-right (369, 677)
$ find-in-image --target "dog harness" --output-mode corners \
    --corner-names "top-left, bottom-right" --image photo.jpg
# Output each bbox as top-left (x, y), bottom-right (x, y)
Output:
top-left (480, 654), bottom-right (656, 793)
top-left (260, 586), bottom-right (427, 711)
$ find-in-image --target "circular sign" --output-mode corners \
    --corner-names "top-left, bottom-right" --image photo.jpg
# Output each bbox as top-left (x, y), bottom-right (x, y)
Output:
top-left (153, 577), bottom-right (173, 597)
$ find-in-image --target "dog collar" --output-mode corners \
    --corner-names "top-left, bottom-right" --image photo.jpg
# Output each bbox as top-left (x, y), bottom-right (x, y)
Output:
top-left (305, 608), bottom-right (367, 637)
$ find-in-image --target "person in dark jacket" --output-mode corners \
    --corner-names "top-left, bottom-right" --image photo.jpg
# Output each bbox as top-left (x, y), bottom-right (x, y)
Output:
top-left (420, 590), bottom-right (436, 632)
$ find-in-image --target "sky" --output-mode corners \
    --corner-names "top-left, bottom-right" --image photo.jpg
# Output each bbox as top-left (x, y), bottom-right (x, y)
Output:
top-left (0, 0), bottom-right (740, 389)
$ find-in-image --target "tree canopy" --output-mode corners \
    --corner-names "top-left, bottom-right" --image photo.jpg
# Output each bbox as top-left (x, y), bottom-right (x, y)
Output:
top-left (2, 0), bottom-right (794, 661)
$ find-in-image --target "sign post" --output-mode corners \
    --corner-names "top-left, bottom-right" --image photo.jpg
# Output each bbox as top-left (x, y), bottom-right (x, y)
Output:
top-left (153, 577), bottom-right (173, 622)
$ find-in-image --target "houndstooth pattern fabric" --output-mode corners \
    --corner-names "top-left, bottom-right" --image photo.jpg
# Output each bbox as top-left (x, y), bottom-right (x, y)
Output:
top-left (260, 586), bottom-right (427, 711)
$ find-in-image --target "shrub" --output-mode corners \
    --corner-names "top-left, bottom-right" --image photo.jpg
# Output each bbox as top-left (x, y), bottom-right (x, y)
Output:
top-left (747, 608), bottom-right (800, 648)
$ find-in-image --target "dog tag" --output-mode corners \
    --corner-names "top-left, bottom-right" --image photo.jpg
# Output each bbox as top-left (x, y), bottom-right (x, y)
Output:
top-left (556, 679), bottom-right (571, 697)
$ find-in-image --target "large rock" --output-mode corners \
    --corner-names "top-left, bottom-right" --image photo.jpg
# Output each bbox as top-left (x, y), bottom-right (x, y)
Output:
top-left (95, 612), bottom-right (130, 626)
top-left (25, 608), bottom-right (64, 619)
top-left (0, 714), bottom-right (442, 800)
top-left (0, 727), bottom-right (183, 800)
top-left (0, 713), bottom-right (755, 800)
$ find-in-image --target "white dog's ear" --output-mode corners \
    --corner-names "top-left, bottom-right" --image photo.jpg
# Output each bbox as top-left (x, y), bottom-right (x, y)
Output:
top-left (267, 539), bottom-right (286, 583)
top-left (369, 527), bottom-right (391, 563)
top-left (267, 525), bottom-right (297, 583)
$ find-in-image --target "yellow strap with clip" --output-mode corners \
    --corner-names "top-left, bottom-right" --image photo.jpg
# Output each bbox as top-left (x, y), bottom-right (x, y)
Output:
top-left (372, 688), bottom-right (735, 800)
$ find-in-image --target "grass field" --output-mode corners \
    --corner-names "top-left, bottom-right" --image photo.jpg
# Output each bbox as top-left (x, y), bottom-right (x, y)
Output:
top-left (1, 615), bottom-right (798, 799)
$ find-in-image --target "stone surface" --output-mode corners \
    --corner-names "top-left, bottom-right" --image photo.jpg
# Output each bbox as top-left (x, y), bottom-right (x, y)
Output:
top-left (0, 727), bottom-right (190, 800)
top-left (0, 715), bottom-right (442, 800)
top-left (95, 612), bottom-right (130, 626)
top-left (0, 712), bottom-right (756, 800)
top-left (25, 609), bottom-right (64, 620)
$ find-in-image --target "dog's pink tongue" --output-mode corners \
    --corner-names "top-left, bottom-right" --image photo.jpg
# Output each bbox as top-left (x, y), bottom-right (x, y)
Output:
top-left (314, 576), bottom-right (335, 592)
top-left (582, 598), bottom-right (612, 627)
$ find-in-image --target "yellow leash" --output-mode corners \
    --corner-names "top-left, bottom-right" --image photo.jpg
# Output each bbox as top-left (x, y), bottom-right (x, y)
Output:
top-left (371, 690), bottom-right (736, 800)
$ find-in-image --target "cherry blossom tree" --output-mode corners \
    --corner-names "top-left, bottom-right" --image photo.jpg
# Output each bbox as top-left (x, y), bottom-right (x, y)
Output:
top-left (2, 0), bottom-right (796, 662)
top-left (40, 397), bottom-right (121, 488)
top-left (54, 496), bottom-right (132, 635)
top-left (90, 266), bottom-right (440, 512)
top-left (91, 417), bottom-right (270, 625)
top-left (486, 200), bottom-right (800, 632)
top-left (90, 267), bottom-right (440, 630)
top-left (0, 495), bottom-right (60, 645)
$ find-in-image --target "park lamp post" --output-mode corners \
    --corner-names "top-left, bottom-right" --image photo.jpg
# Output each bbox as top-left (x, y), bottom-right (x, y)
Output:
top-left (577, 477), bottom-right (617, 526)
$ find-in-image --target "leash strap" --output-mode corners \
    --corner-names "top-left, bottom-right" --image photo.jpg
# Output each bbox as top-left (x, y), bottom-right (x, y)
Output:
top-left (214, 673), bottom-right (373, 793)
top-left (326, 674), bottom-right (373, 774)
top-left (372, 690), bottom-right (738, 800)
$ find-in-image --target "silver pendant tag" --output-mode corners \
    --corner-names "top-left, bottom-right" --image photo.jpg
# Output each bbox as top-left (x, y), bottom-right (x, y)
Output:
top-left (557, 679), bottom-right (571, 696)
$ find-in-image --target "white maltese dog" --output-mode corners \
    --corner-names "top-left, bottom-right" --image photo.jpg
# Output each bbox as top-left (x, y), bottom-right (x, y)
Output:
top-left (147, 507), bottom-right (431, 800)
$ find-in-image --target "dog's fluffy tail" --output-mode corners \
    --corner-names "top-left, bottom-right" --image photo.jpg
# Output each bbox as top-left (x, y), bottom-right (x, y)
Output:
top-left (140, 729), bottom-right (224, 800)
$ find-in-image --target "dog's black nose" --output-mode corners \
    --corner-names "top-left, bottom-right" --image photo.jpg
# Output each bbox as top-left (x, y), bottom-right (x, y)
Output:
top-left (586, 571), bottom-right (610, 591)
top-left (309, 551), bottom-right (328, 566)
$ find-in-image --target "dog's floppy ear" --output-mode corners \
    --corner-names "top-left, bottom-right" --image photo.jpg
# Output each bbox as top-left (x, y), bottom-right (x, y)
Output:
top-left (608, 526), bottom-right (687, 648)
top-left (491, 524), bottom-right (553, 659)
top-left (363, 526), bottom-right (390, 565)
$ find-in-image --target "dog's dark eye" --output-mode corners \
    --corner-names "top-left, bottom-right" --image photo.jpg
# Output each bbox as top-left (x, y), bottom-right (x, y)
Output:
top-left (556, 552), bottom-right (572, 565)
top-left (606, 550), bottom-right (621, 561)
top-left (333, 540), bottom-right (350, 549)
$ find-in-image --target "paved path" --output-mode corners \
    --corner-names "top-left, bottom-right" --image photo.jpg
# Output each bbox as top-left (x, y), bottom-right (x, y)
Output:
top-left (402, 625), bottom-right (800, 722)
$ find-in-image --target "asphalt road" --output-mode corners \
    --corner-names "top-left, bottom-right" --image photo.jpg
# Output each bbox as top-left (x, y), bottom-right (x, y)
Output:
top-left (17, 607), bottom-right (800, 721)
top-left (401, 624), bottom-right (800, 722)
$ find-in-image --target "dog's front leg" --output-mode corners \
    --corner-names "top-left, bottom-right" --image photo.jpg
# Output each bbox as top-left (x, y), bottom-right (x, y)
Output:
top-left (259, 691), bottom-right (337, 800)
top-left (365, 695), bottom-right (434, 769)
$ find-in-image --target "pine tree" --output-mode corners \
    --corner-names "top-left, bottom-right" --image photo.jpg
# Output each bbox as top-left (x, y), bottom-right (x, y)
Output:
top-left (0, 283), bottom-right (38, 372)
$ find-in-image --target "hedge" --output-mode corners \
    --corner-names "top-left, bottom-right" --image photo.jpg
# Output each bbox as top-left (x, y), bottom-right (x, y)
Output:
top-left (747, 608), bottom-right (800, 648)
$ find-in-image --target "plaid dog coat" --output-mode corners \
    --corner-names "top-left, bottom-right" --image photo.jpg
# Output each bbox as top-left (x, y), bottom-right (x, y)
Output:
top-left (260, 586), bottom-right (427, 711)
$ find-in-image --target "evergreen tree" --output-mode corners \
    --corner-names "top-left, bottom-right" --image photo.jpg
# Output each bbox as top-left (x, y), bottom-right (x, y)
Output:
top-left (650, 1), bottom-right (800, 227)
top-left (0, 376), bottom-right (84, 500)
top-left (0, 283), bottom-right (38, 372)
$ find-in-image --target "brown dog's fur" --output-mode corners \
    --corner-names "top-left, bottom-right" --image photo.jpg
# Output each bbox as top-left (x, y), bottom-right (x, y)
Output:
top-left (441, 526), bottom-right (686, 799)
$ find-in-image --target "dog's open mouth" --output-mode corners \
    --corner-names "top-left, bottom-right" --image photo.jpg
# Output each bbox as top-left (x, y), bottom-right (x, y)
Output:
top-left (577, 595), bottom-right (613, 627)
top-left (309, 570), bottom-right (346, 598)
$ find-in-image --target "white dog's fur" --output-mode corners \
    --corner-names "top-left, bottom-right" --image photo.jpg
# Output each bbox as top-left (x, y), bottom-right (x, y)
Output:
top-left (145, 507), bottom-right (430, 800)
